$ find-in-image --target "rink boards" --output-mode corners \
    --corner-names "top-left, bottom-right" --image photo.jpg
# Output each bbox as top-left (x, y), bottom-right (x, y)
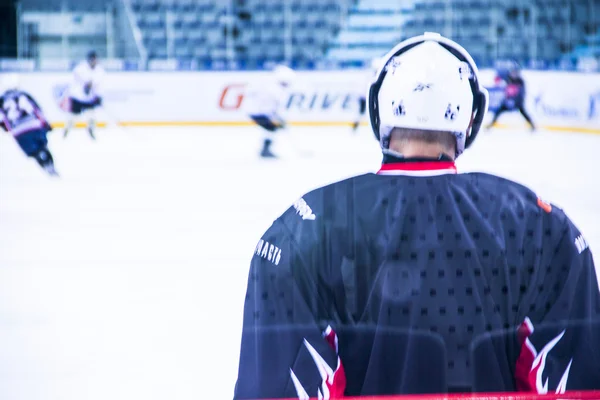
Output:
top-left (7, 69), bottom-right (600, 134)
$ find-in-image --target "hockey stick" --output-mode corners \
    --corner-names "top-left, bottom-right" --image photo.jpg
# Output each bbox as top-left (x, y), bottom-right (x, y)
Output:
top-left (269, 114), bottom-right (315, 159)
top-left (99, 105), bottom-right (126, 131)
top-left (277, 125), bottom-right (314, 159)
top-left (99, 105), bottom-right (148, 142)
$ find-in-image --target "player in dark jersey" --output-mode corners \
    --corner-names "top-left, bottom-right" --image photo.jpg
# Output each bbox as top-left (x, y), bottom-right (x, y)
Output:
top-left (0, 74), bottom-right (58, 176)
top-left (486, 64), bottom-right (536, 131)
top-left (234, 33), bottom-right (600, 399)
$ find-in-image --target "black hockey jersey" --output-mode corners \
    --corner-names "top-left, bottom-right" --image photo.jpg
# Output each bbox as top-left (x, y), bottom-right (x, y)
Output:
top-left (234, 156), bottom-right (600, 399)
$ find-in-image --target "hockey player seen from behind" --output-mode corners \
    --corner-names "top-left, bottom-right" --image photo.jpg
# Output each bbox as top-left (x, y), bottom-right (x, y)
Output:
top-left (63, 50), bottom-right (105, 140)
top-left (0, 74), bottom-right (58, 176)
top-left (234, 33), bottom-right (600, 398)
top-left (245, 64), bottom-right (295, 158)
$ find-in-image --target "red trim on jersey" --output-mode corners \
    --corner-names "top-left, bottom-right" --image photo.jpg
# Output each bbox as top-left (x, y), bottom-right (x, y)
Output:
top-left (515, 317), bottom-right (537, 391)
top-left (325, 391), bottom-right (600, 399)
top-left (1, 113), bottom-right (12, 131)
top-left (380, 161), bottom-right (456, 172)
top-left (323, 326), bottom-right (346, 398)
top-left (378, 161), bottom-right (457, 174)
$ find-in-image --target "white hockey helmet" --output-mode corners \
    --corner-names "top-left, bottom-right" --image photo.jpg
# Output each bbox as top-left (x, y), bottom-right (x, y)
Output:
top-left (273, 64), bottom-right (295, 85)
top-left (368, 32), bottom-right (489, 157)
top-left (0, 73), bottom-right (20, 92)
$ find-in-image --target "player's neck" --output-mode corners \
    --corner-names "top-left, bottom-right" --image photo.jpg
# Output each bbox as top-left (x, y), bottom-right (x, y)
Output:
top-left (389, 140), bottom-right (455, 161)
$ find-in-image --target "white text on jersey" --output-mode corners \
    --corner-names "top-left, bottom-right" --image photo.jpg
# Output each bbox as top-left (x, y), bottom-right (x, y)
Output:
top-left (574, 234), bottom-right (589, 254)
top-left (255, 239), bottom-right (282, 266)
top-left (293, 198), bottom-right (316, 220)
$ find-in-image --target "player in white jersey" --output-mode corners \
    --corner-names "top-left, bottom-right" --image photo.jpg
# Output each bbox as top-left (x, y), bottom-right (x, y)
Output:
top-left (63, 50), bottom-right (105, 139)
top-left (351, 57), bottom-right (382, 132)
top-left (245, 65), bottom-right (295, 158)
top-left (0, 74), bottom-right (58, 176)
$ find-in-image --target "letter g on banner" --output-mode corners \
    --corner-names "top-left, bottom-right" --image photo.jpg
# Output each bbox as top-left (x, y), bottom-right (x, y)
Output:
top-left (219, 84), bottom-right (246, 110)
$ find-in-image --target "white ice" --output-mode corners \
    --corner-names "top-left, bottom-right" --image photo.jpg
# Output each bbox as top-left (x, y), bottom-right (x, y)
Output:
top-left (0, 125), bottom-right (599, 400)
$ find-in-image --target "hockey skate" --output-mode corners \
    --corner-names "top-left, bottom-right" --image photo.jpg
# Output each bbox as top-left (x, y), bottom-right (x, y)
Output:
top-left (259, 138), bottom-right (277, 158)
top-left (44, 164), bottom-right (60, 177)
top-left (260, 147), bottom-right (277, 158)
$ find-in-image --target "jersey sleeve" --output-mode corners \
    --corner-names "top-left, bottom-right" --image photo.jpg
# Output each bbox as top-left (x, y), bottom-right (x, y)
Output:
top-left (515, 207), bottom-right (600, 392)
top-left (234, 199), bottom-right (346, 399)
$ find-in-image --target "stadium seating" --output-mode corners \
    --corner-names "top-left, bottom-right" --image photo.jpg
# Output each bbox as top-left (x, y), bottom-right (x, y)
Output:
top-left (329, 0), bottom-right (597, 69)
top-left (327, 1), bottom-right (406, 62)
top-left (16, 0), bottom-right (600, 70)
top-left (21, 0), bottom-right (106, 11)
top-left (128, 0), bottom-right (353, 67)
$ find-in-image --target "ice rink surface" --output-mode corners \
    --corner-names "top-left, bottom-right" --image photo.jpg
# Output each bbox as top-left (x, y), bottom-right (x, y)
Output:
top-left (0, 125), bottom-right (599, 400)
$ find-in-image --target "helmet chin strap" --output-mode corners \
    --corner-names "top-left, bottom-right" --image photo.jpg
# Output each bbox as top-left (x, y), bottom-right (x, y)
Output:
top-left (382, 148), bottom-right (404, 158)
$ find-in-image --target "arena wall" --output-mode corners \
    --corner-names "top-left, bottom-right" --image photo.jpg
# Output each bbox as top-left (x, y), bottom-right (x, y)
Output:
top-left (13, 70), bottom-right (600, 134)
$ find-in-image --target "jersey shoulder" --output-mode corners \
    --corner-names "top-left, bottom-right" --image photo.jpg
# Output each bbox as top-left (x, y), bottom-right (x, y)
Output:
top-left (465, 171), bottom-right (573, 230)
top-left (0, 89), bottom-right (18, 100)
top-left (0, 90), bottom-right (24, 106)
top-left (274, 174), bottom-right (372, 241)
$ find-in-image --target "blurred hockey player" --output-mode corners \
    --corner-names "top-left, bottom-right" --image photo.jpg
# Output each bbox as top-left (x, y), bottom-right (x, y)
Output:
top-left (486, 63), bottom-right (536, 131)
top-left (234, 33), bottom-right (600, 398)
top-left (63, 50), bottom-right (105, 139)
top-left (351, 57), bottom-right (381, 132)
top-left (0, 74), bottom-right (58, 176)
top-left (245, 64), bottom-right (295, 158)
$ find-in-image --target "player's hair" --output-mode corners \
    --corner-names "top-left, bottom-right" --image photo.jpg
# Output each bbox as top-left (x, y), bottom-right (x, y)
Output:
top-left (389, 128), bottom-right (457, 153)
